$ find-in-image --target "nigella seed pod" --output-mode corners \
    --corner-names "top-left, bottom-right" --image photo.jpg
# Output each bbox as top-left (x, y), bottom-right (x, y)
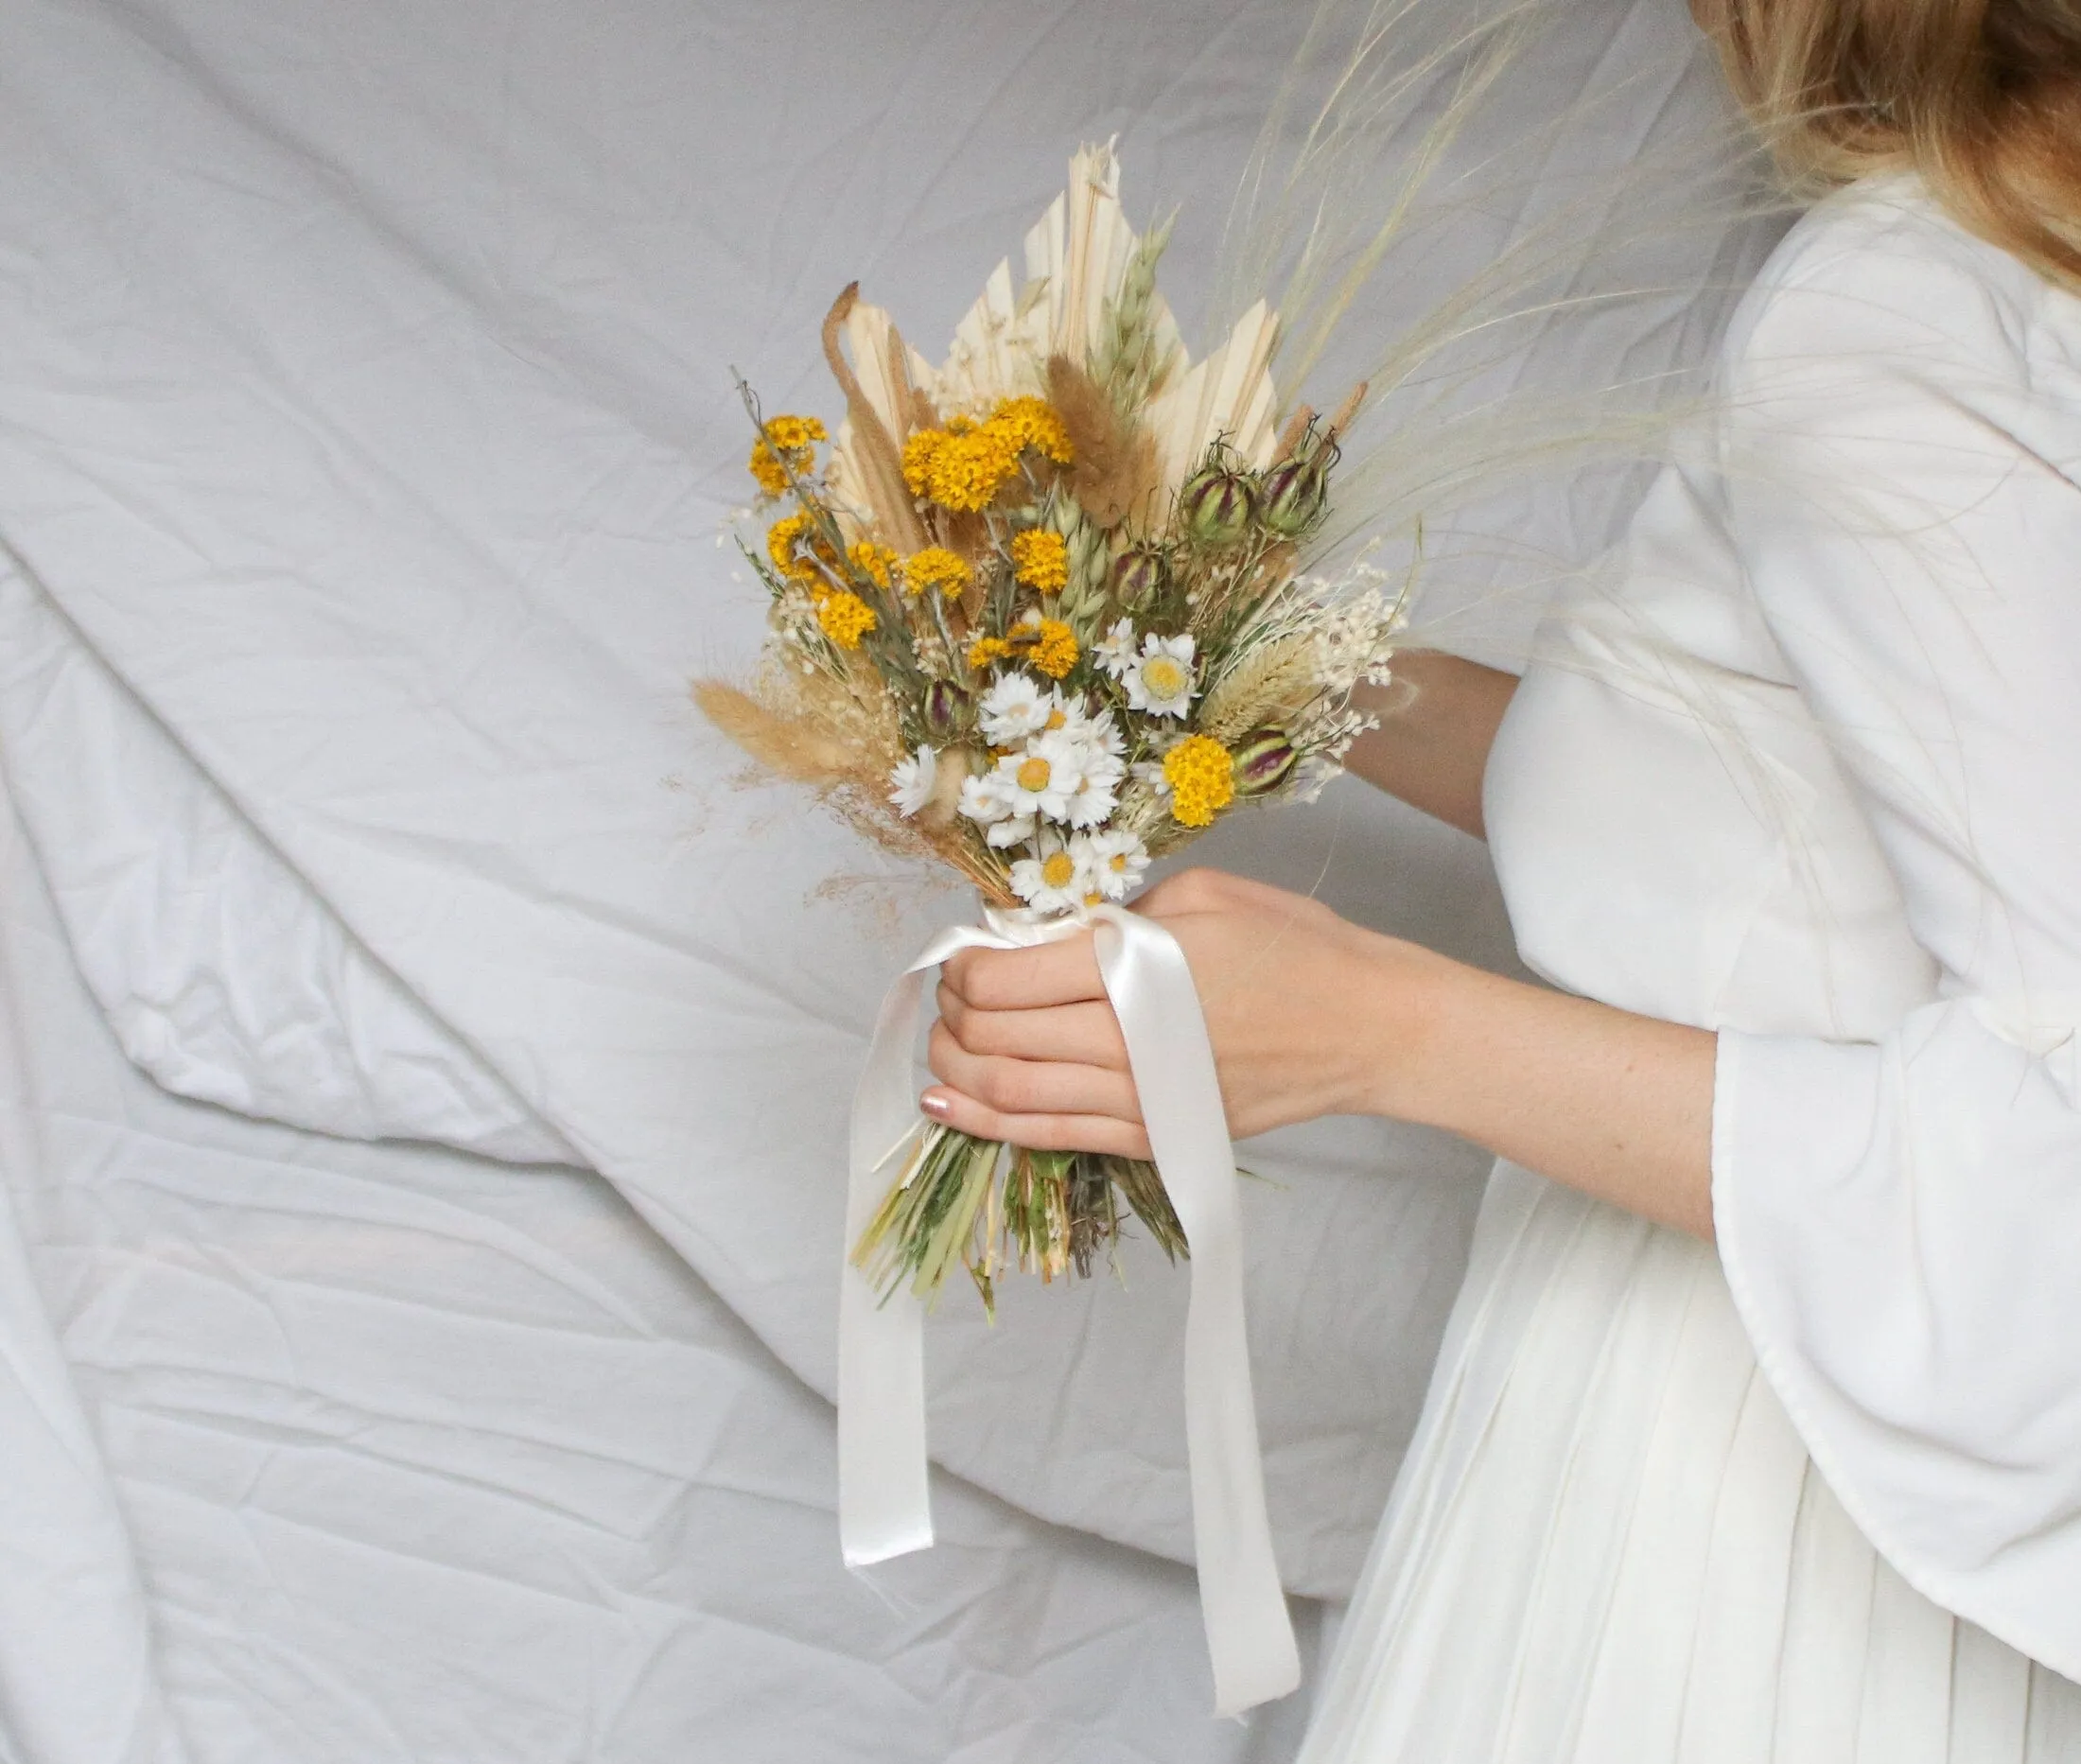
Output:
top-left (1233, 728), bottom-right (1299, 795)
top-left (924, 679), bottom-right (970, 741)
top-left (1110, 542), bottom-right (1167, 605)
top-left (1256, 456), bottom-right (1329, 536)
top-left (1179, 462), bottom-right (1258, 547)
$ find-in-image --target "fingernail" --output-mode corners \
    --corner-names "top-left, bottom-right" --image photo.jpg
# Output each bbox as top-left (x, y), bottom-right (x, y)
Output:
top-left (919, 1090), bottom-right (953, 1119)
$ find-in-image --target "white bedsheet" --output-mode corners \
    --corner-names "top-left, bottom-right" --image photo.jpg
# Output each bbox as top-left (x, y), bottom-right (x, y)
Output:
top-left (0, 757), bottom-right (1338, 1760)
top-left (0, 0), bottom-right (1778, 1753)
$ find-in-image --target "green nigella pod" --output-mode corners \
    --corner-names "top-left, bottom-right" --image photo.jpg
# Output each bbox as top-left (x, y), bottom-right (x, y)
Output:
top-left (923, 678), bottom-right (971, 741)
top-left (1179, 461), bottom-right (1258, 547)
top-left (1110, 542), bottom-right (1167, 603)
top-left (1233, 727), bottom-right (1299, 795)
top-left (1256, 455), bottom-right (1329, 536)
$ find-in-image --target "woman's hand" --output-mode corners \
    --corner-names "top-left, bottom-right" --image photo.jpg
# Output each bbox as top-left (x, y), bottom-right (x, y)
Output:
top-left (922, 864), bottom-right (1720, 1239)
top-left (921, 867), bottom-right (1448, 1157)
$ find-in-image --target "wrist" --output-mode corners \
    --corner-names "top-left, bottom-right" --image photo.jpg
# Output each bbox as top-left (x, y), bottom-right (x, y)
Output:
top-left (1341, 929), bottom-right (1466, 1125)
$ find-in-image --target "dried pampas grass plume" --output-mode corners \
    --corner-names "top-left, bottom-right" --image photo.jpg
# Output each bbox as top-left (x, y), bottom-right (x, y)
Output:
top-left (692, 678), bottom-right (858, 786)
top-left (1047, 353), bottom-right (1161, 531)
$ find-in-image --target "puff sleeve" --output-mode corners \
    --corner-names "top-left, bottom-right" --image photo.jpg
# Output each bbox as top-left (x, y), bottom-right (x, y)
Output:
top-left (1708, 196), bottom-right (2081, 1679)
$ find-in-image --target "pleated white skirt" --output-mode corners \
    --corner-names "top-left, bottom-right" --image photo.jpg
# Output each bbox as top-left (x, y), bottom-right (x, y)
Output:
top-left (1297, 1162), bottom-right (2081, 1763)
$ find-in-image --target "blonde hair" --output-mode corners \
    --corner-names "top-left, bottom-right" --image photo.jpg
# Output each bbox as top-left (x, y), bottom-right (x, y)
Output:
top-left (1697, 0), bottom-right (2081, 289)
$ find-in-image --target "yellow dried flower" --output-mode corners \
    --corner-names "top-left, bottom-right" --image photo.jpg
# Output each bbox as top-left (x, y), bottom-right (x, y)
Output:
top-left (1163, 735), bottom-right (1236, 828)
top-left (764, 414), bottom-right (827, 451)
top-left (901, 428), bottom-right (945, 498)
top-left (748, 414), bottom-right (827, 498)
top-left (1026, 618), bottom-right (1079, 679)
top-left (766, 511), bottom-right (843, 590)
top-left (817, 590), bottom-right (878, 650)
top-left (766, 511), bottom-right (813, 579)
top-left (1009, 529), bottom-right (1069, 594)
top-left (925, 421), bottom-right (1025, 512)
top-left (967, 635), bottom-right (1013, 670)
top-left (848, 540), bottom-right (897, 590)
top-left (991, 395), bottom-right (1075, 465)
top-left (904, 546), bottom-right (973, 599)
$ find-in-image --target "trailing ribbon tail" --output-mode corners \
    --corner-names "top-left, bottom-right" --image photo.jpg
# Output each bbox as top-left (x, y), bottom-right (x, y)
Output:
top-left (838, 902), bottom-right (1301, 1717)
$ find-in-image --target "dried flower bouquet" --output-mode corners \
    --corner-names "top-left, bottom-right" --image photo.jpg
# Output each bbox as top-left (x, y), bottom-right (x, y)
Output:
top-left (700, 141), bottom-right (1408, 1312)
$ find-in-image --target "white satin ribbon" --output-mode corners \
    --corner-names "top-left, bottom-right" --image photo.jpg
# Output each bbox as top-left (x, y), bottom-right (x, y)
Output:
top-left (839, 900), bottom-right (1301, 1717)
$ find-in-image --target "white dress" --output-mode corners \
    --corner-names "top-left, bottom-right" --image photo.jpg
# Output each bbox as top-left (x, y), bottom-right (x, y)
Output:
top-left (1298, 175), bottom-right (2081, 1761)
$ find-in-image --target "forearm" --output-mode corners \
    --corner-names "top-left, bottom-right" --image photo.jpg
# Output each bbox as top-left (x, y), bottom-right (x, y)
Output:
top-left (1342, 650), bottom-right (1520, 840)
top-left (1368, 945), bottom-right (1718, 1240)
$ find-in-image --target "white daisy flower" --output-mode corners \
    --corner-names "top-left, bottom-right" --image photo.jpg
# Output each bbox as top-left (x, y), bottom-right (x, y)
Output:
top-left (888, 745), bottom-right (938, 818)
top-left (958, 769), bottom-right (1017, 826)
top-left (1075, 828), bottom-right (1149, 900)
top-left (1009, 844), bottom-right (1087, 916)
top-left (1058, 697), bottom-right (1126, 757)
top-left (992, 730), bottom-right (1084, 823)
top-left (985, 813), bottom-right (1037, 849)
top-left (978, 672), bottom-right (1054, 744)
top-left (1093, 616), bottom-right (1138, 680)
top-left (1123, 633), bottom-right (1198, 718)
top-left (960, 769), bottom-right (1038, 847)
top-left (1059, 745), bottom-right (1124, 829)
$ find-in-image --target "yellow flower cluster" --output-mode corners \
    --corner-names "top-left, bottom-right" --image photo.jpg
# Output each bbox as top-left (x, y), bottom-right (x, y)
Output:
top-left (1009, 528), bottom-right (1068, 594)
top-left (767, 511), bottom-right (842, 589)
top-left (1163, 735), bottom-right (1236, 828)
top-left (990, 396), bottom-right (1075, 466)
top-left (918, 422), bottom-right (1023, 512)
top-left (1026, 618), bottom-right (1079, 679)
top-left (747, 414), bottom-right (827, 498)
top-left (900, 428), bottom-right (948, 499)
top-left (847, 540), bottom-right (897, 590)
top-left (903, 546), bottom-right (973, 599)
top-left (816, 590), bottom-right (878, 650)
top-left (900, 397), bottom-right (1074, 514)
top-left (766, 512), bottom-right (813, 580)
top-left (966, 617), bottom-right (1078, 678)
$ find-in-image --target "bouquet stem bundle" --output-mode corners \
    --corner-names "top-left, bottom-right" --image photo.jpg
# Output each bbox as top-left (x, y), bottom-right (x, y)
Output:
top-left (853, 1124), bottom-right (1187, 1314)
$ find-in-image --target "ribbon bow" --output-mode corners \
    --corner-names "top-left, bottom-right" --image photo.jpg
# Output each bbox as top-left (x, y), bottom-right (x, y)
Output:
top-left (840, 900), bottom-right (1301, 1717)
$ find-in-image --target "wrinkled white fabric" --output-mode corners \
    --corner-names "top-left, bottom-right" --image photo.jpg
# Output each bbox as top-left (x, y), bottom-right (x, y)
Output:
top-left (1300, 176), bottom-right (2081, 1761)
top-left (0, 564), bottom-right (578, 1166)
top-left (0, 758), bottom-right (1336, 1762)
top-left (0, 0), bottom-right (1793, 1749)
top-left (0, 0), bottom-right (1541, 1596)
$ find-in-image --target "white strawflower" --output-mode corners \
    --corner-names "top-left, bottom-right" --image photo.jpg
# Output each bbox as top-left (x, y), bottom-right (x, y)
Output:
top-left (1093, 616), bottom-right (1138, 680)
top-left (1123, 633), bottom-right (1198, 718)
top-left (978, 672), bottom-right (1053, 744)
top-left (959, 769), bottom-right (1015, 826)
top-left (994, 729), bottom-right (1093, 823)
top-left (986, 812), bottom-right (1037, 848)
top-left (1058, 745), bottom-right (1124, 829)
top-left (1075, 828), bottom-right (1149, 900)
top-left (1009, 844), bottom-right (1087, 916)
top-left (1059, 697), bottom-right (1126, 757)
top-left (888, 746), bottom-right (938, 818)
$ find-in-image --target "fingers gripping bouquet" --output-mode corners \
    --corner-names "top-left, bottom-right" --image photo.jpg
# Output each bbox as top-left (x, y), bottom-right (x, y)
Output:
top-left (705, 142), bottom-right (1408, 1313)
